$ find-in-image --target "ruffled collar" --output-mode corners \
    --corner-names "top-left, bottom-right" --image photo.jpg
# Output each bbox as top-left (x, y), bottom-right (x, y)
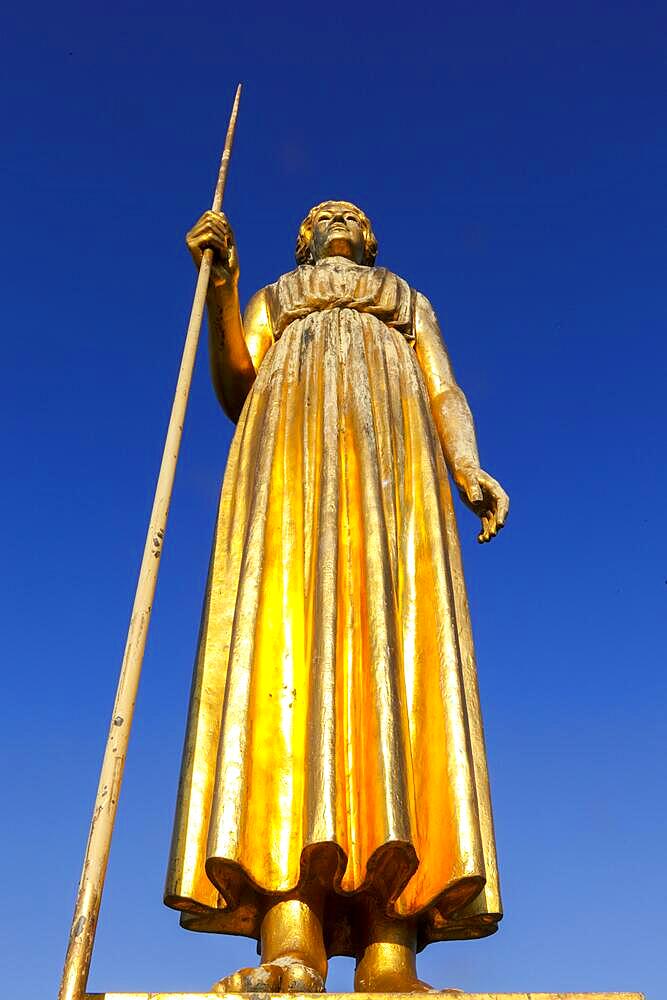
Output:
top-left (313, 255), bottom-right (366, 269)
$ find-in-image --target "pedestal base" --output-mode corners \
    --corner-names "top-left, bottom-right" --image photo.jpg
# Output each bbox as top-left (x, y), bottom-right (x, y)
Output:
top-left (84, 991), bottom-right (645, 999)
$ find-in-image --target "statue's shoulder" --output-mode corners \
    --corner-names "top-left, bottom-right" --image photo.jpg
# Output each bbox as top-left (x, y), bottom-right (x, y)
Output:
top-left (369, 263), bottom-right (419, 299)
top-left (276, 263), bottom-right (312, 283)
top-left (270, 261), bottom-right (411, 285)
top-left (243, 285), bottom-right (273, 330)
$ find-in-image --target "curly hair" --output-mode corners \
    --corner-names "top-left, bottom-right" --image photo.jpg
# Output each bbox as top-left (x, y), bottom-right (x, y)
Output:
top-left (295, 200), bottom-right (378, 267)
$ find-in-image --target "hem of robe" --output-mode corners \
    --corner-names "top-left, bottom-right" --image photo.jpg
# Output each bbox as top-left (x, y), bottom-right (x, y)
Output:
top-left (164, 840), bottom-right (499, 955)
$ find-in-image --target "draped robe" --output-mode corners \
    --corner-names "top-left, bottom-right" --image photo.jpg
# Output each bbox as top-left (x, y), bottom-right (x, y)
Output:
top-left (164, 256), bottom-right (501, 954)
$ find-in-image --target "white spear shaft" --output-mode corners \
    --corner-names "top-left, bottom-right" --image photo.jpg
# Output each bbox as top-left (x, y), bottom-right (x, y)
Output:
top-left (58, 83), bottom-right (242, 1000)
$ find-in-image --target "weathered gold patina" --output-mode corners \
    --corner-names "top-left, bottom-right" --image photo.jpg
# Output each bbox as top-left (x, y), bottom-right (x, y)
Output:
top-left (86, 993), bottom-right (645, 999)
top-left (164, 201), bottom-right (510, 992)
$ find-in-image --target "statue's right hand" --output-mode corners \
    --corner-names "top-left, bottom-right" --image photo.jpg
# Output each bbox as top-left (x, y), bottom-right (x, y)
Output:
top-left (186, 211), bottom-right (239, 288)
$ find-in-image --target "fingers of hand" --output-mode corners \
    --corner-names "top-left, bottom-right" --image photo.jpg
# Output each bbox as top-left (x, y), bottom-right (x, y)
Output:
top-left (186, 211), bottom-right (233, 255)
top-left (496, 487), bottom-right (510, 526)
top-left (477, 471), bottom-right (510, 530)
top-left (463, 475), bottom-right (483, 504)
top-left (199, 209), bottom-right (231, 233)
top-left (477, 509), bottom-right (497, 543)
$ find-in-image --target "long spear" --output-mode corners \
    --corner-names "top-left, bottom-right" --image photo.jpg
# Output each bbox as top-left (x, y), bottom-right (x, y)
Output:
top-left (58, 83), bottom-right (242, 1000)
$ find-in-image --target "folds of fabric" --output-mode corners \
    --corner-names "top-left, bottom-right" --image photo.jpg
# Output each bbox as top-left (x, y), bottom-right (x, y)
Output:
top-left (165, 260), bottom-right (501, 953)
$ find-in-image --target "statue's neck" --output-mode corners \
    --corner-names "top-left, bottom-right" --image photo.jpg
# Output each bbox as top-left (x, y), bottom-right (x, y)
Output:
top-left (314, 254), bottom-right (361, 267)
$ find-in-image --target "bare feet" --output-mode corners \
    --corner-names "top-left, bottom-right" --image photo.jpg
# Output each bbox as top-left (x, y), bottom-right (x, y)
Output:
top-left (212, 955), bottom-right (325, 993)
top-left (353, 965), bottom-right (435, 992)
top-left (353, 938), bottom-right (462, 994)
top-left (354, 970), bottom-right (462, 993)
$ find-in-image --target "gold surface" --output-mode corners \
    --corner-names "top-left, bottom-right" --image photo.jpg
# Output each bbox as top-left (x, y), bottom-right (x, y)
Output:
top-left (166, 202), bottom-right (510, 987)
top-left (85, 992), bottom-right (645, 999)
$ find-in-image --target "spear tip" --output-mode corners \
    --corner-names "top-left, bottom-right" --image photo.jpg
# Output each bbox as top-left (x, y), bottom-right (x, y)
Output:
top-left (211, 85), bottom-right (243, 212)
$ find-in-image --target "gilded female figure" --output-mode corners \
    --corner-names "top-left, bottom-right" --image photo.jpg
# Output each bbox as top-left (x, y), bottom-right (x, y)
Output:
top-left (164, 201), bottom-right (509, 993)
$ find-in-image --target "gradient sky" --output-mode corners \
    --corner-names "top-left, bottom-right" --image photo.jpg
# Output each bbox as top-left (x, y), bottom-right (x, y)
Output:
top-left (2, 2), bottom-right (665, 998)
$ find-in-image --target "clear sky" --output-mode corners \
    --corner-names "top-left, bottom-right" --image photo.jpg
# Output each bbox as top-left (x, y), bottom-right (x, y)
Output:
top-left (2, 2), bottom-right (665, 998)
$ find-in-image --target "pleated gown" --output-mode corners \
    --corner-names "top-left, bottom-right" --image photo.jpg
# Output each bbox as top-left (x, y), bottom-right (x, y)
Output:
top-left (165, 257), bottom-right (501, 955)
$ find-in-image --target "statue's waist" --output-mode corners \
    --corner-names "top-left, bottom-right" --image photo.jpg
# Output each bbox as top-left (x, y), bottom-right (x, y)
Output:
top-left (276, 305), bottom-right (413, 341)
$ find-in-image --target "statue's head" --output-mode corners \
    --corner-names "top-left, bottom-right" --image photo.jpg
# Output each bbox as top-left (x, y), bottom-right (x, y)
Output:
top-left (295, 200), bottom-right (378, 267)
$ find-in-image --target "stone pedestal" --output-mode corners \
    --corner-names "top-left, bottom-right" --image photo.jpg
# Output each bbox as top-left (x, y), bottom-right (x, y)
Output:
top-left (84, 991), bottom-right (645, 999)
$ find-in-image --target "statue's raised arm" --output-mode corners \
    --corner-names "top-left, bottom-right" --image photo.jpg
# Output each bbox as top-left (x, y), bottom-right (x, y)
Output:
top-left (186, 210), bottom-right (271, 421)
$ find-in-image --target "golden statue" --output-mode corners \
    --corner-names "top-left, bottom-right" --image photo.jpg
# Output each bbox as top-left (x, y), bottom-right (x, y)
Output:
top-left (164, 200), bottom-right (510, 994)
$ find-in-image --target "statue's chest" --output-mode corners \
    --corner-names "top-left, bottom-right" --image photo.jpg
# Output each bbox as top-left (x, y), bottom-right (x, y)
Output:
top-left (268, 263), bottom-right (413, 340)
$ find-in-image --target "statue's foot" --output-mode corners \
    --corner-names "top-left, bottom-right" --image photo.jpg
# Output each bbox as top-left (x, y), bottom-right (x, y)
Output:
top-left (354, 967), bottom-right (463, 993)
top-left (353, 969), bottom-right (432, 992)
top-left (212, 955), bottom-right (325, 993)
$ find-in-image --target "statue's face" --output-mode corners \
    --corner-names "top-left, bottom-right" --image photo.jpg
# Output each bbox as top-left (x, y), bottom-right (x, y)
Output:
top-left (309, 203), bottom-right (366, 264)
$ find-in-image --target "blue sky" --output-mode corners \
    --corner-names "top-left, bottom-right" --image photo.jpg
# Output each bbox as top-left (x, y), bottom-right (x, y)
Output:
top-left (2, 2), bottom-right (665, 997)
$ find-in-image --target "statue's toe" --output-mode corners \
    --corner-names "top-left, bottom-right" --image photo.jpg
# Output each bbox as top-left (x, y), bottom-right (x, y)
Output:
top-left (353, 967), bottom-right (446, 993)
top-left (212, 962), bottom-right (284, 993)
top-left (279, 959), bottom-right (325, 993)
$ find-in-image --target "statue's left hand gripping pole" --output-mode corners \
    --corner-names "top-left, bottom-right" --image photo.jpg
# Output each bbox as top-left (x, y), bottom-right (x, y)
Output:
top-left (58, 84), bottom-right (242, 1000)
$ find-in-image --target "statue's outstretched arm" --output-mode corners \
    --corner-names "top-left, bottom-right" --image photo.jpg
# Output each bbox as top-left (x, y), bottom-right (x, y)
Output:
top-left (186, 210), bottom-right (272, 422)
top-left (414, 291), bottom-right (509, 543)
